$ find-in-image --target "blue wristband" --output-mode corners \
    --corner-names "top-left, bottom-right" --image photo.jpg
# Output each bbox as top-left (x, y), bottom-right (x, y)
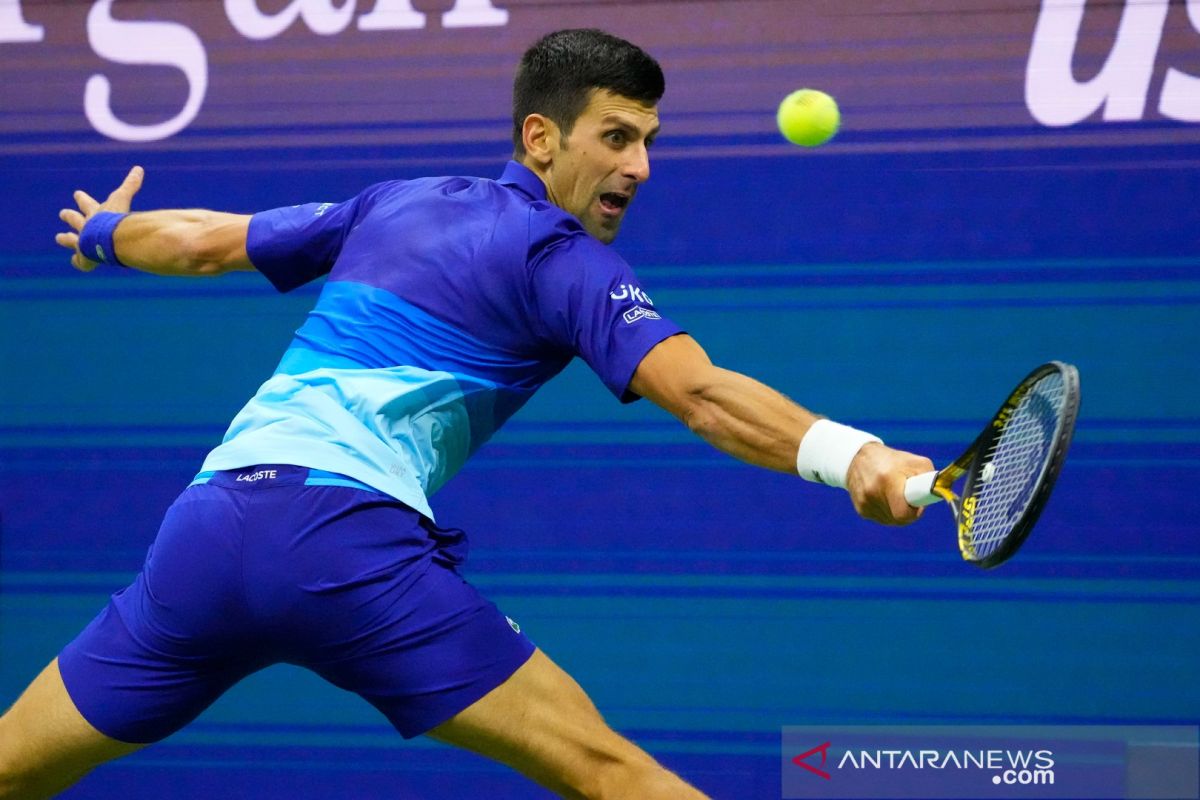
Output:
top-left (78, 211), bottom-right (129, 267)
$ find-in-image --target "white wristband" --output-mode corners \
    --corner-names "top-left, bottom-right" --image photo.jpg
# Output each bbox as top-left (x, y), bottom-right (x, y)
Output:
top-left (795, 419), bottom-right (883, 489)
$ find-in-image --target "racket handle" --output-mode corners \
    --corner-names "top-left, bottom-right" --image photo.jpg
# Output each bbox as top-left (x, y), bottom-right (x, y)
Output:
top-left (904, 471), bottom-right (942, 507)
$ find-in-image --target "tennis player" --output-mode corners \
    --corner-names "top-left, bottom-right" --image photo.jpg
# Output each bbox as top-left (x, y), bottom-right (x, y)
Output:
top-left (0, 29), bottom-right (933, 800)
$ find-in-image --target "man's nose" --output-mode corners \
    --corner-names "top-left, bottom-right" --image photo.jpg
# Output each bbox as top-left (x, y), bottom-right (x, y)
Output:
top-left (623, 144), bottom-right (650, 183)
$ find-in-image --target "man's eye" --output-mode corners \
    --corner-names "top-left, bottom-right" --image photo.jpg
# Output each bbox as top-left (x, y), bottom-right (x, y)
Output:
top-left (606, 131), bottom-right (626, 145)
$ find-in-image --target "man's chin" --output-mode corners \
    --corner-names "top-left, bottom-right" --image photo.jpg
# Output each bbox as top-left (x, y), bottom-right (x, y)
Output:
top-left (585, 217), bottom-right (621, 244)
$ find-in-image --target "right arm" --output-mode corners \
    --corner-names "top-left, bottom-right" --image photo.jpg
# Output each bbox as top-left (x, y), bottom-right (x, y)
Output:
top-left (629, 333), bottom-right (934, 526)
top-left (55, 166), bottom-right (254, 277)
top-left (527, 232), bottom-right (930, 526)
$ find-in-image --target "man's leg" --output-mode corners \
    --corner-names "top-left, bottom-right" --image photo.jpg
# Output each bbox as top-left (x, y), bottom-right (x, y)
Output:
top-left (0, 658), bottom-right (143, 800)
top-left (428, 649), bottom-right (710, 800)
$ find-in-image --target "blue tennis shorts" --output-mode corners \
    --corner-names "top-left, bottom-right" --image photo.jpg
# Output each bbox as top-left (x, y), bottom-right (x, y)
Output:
top-left (58, 465), bottom-right (535, 744)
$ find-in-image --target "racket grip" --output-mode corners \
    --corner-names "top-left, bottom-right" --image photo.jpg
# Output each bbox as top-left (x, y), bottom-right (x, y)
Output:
top-left (904, 471), bottom-right (942, 507)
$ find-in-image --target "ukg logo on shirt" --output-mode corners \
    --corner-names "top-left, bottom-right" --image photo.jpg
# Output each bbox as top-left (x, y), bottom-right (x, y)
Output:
top-left (610, 284), bottom-right (653, 305)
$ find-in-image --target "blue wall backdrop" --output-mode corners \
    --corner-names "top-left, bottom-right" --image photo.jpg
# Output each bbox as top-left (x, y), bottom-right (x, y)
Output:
top-left (2, 1), bottom-right (1198, 798)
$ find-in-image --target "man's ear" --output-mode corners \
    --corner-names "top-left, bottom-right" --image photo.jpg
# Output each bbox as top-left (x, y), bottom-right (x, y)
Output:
top-left (521, 114), bottom-right (560, 167)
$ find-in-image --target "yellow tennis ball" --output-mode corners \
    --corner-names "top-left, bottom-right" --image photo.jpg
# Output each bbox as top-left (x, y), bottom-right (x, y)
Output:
top-left (777, 88), bottom-right (840, 147)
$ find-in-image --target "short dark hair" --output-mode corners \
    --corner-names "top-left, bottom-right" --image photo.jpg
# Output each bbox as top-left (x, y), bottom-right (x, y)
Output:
top-left (512, 29), bottom-right (665, 155)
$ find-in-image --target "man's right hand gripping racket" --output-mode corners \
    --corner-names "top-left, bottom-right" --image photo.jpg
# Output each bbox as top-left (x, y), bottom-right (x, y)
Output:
top-left (903, 361), bottom-right (1081, 569)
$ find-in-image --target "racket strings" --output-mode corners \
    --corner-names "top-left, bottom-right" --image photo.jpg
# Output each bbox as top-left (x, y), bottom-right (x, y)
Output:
top-left (966, 372), bottom-right (1066, 557)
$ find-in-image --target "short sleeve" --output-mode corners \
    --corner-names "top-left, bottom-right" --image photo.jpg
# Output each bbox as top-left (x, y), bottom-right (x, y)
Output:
top-left (246, 196), bottom-right (364, 293)
top-left (530, 235), bottom-right (684, 402)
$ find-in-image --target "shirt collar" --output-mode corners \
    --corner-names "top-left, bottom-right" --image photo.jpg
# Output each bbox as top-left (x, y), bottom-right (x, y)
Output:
top-left (498, 160), bottom-right (548, 202)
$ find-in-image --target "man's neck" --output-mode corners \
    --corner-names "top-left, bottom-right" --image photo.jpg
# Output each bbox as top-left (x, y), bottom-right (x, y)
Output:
top-left (515, 155), bottom-right (558, 208)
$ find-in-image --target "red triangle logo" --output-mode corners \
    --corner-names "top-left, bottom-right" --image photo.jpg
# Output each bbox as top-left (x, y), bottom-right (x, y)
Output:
top-left (792, 741), bottom-right (832, 780)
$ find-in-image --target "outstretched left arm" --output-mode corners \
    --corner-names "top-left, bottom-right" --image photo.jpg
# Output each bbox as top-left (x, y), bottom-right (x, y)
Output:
top-left (55, 166), bottom-right (254, 277)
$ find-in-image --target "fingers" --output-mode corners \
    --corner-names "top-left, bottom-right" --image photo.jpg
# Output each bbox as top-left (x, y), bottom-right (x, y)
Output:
top-left (855, 489), bottom-right (921, 527)
top-left (74, 255), bottom-right (98, 272)
top-left (61, 167), bottom-right (141, 274)
top-left (104, 165), bottom-right (144, 212)
top-left (57, 212), bottom-right (97, 272)
top-left (846, 445), bottom-right (933, 526)
top-left (883, 454), bottom-right (935, 524)
top-left (884, 478), bottom-right (923, 525)
top-left (70, 164), bottom-right (144, 219)
top-left (59, 207), bottom-right (86, 232)
top-left (56, 233), bottom-right (96, 272)
top-left (74, 189), bottom-right (99, 216)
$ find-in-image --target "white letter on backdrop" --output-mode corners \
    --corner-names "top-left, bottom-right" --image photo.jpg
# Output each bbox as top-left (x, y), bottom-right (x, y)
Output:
top-left (0, 0), bottom-right (45, 42)
top-left (225, 0), bottom-right (356, 40)
top-left (1025, 0), bottom-right (1168, 126)
top-left (84, 0), bottom-right (208, 142)
top-left (358, 0), bottom-right (425, 30)
top-left (442, 0), bottom-right (507, 28)
top-left (1159, 0), bottom-right (1200, 122)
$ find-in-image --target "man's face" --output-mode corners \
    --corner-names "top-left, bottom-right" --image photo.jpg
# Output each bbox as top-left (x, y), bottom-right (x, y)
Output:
top-left (543, 89), bottom-right (660, 244)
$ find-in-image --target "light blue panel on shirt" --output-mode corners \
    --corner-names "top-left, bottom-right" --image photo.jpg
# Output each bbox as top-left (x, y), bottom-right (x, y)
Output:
top-left (279, 280), bottom-right (566, 442)
top-left (201, 364), bottom-right (472, 518)
top-left (203, 280), bottom-right (574, 517)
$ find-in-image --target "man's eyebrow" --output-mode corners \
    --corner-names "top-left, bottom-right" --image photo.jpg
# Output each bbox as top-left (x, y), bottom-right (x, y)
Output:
top-left (600, 115), bottom-right (661, 139)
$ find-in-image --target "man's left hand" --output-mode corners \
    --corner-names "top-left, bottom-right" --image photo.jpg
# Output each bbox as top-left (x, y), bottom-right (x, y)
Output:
top-left (55, 166), bottom-right (145, 272)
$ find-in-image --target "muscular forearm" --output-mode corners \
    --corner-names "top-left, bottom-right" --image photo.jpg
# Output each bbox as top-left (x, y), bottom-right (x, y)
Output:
top-left (630, 334), bottom-right (821, 473)
top-left (58, 167), bottom-right (255, 277)
top-left (113, 210), bottom-right (253, 276)
top-left (633, 335), bottom-right (934, 525)
top-left (682, 367), bottom-right (819, 473)
top-left (677, 365), bottom-right (935, 525)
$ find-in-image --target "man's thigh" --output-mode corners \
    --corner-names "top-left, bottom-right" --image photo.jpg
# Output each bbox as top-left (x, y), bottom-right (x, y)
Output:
top-left (0, 658), bottom-right (143, 799)
top-left (427, 648), bottom-right (709, 800)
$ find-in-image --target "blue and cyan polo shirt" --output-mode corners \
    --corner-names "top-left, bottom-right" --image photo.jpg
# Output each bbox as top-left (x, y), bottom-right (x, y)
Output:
top-left (200, 161), bottom-right (683, 519)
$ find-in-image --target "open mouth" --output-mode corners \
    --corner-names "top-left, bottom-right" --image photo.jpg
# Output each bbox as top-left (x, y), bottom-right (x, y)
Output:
top-left (599, 192), bottom-right (630, 215)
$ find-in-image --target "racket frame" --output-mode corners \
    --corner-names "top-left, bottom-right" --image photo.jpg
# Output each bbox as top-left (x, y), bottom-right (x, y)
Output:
top-left (934, 361), bottom-right (1080, 569)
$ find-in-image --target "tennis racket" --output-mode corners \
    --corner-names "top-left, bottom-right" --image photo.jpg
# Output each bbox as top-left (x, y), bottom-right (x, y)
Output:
top-left (903, 361), bottom-right (1080, 569)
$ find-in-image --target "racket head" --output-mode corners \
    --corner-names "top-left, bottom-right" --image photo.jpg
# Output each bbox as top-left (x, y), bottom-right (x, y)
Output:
top-left (933, 361), bottom-right (1081, 569)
